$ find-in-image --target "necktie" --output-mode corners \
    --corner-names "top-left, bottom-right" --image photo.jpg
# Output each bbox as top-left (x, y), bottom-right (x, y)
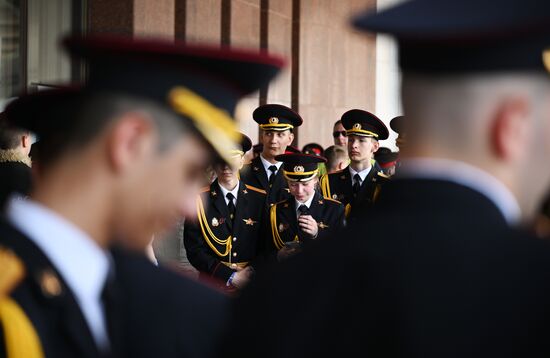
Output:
top-left (353, 174), bottom-right (361, 196)
top-left (268, 165), bottom-right (278, 187)
top-left (298, 204), bottom-right (309, 216)
top-left (226, 192), bottom-right (236, 221)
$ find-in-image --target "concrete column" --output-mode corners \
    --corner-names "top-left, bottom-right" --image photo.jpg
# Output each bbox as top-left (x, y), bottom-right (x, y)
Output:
top-left (298, 0), bottom-right (376, 149)
top-left (134, 0), bottom-right (175, 37)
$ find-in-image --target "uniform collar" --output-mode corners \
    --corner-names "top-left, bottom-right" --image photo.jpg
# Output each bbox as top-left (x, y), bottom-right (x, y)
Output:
top-left (5, 195), bottom-right (110, 349)
top-left (398, 157), bottom-right (521, 225)
top-left (259, 154), bottom-right (283, 173)
top-left (218, 181), bottom-right (240, 204)
top-left (295, 193), bottom-right (315, 212)
top-left (349, 165), bottom-right (372, 183)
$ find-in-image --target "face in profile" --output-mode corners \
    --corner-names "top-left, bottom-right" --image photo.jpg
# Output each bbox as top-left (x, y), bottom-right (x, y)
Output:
top-left (117, 133), bottom-right (210, 249)
top-left (261, 130), bottom-right (294, 159)
top-left (288, 178), bottom-right (317, 203)
top-left (348, 135), bottom-right (379, 164)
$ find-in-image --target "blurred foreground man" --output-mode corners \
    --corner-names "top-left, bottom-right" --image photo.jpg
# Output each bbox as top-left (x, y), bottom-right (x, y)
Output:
top-left (0, 35), bottom-right (283, 358)
top-left (225, 1), bottom-right (550, 357)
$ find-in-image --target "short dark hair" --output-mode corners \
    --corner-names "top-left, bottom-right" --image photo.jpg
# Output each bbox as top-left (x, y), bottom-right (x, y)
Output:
top-left (36, 93), bottom-right (191, 167)
top-left (333, 119), bottom-right (342, 127)
top-left (0, 115), bottom-right (27, 150)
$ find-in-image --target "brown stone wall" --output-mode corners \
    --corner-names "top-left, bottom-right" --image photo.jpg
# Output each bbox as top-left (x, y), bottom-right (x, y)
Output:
top-left (298, 0), bottom-right (376, 149)
top-left (87, 0), bottom-right (377, 148)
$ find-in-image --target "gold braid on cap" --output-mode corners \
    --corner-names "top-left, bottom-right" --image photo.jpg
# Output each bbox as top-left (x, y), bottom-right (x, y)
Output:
top-left (168, 87), bottom-right (240, 164)
top-left (345, 129), bottom-right (379, 138)
top-left (283, 168), bottom-right (319, 182)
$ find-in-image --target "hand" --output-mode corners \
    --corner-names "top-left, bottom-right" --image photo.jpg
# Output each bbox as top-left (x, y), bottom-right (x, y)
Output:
top-left (230, 267), bottom-right (253, 289)
top-left (277, 246), bottom-right (299, 261)
top-left (298, 215), bottom-right (318, 238)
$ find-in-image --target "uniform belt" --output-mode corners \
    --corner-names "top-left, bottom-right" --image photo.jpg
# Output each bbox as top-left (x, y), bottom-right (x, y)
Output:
top-left (221, 261), bottom-right (249, 269)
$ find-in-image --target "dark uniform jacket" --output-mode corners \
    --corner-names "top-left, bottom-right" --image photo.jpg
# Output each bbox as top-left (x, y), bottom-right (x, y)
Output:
top-left (184, 180), bottom-right (266, 282)
top-left (264, 190), bottom-right (345, 254)
top-left (239, 156), bottom-right (290, 206)
top-left (0, 218), bottom-right (228, 358)
top-left (224, 178), bottom-right (550, 357)
top-left (320, 164), bottom-right (388, 220)
top-left (0, 150), bottom-right (32, 210)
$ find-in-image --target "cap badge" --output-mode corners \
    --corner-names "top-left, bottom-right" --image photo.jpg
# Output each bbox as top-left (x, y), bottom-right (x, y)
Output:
top-left (294, 165), bottom-right (305, 173)
top-left (353, 123), bottom-right (362, 130)
top-left (269, 117), bottom-right (279, 124)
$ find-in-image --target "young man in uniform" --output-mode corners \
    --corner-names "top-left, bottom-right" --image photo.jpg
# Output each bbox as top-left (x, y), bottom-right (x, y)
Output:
top-left (320, 109), bottom-right (389, 219)
top-left (184, 133), bottom-right (266, 290)
top-left (239, 104), bottom-right (302, 206)
top-left (0, 35), bottom-right (284, 358)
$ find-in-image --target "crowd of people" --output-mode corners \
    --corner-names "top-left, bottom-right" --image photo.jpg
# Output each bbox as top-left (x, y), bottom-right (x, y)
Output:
top-left (3, 0), bottom-right (550, 357)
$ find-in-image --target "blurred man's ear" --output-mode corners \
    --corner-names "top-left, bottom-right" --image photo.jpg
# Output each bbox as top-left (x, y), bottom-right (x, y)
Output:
top-left (107, 111), bottom-right (155, 173)
top-left (491, 97), bottom-right (530, 163)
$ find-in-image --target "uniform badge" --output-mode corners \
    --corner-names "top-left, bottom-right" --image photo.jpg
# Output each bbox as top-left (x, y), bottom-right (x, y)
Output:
top-left (242, 189), bottom-right (248, 194)
top-left (340, 175), bottom-right (346, 179)
top-left (243, 218), bottom-right (257, 226)
top-left (318, 222), bottom-right (329, 229)
top-left (39, 269), bottom-right (62, 297)
top-left (278, 223), bottom-right (289, 232)
top-left (332, 194), bottom-right (338, 199)
top-left (294, 165), bottom-right (304, 173)
top-left (212, 217), bottom-right (219, 227)
top-left (211, 191), bottom-right (217, 196)
top-left (284, 188), bottom-right (290, 193)
top-left (269, 117), bottom-right (279, 124)
top-left (253, 166), bottom-right (260, 171)
top-left (353, 123), bottom-right (362, 130)
top-left (318, 200), bottom-right (324, 205)
top-left (283, 203), bottom-right (289, 208)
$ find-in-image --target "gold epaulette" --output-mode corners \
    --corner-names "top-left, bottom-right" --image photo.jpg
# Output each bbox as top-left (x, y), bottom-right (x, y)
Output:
top-left (323, 196), bottom-right (342, 205)
top-left (245, 184), bottom-right (266, 195)
top-left (0, 247), bottom-right (45, 358)
top-left (377, 171), bottom-right (390, 179)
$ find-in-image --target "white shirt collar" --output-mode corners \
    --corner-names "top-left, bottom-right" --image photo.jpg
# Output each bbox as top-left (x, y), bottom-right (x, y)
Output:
top-left (349, 165), bottom-right (372, 183)
top-left (6, 196), bottom-right (110, 349)
top-left (218, 182), bottom-right (240, 205)
top-left (295, 194), bottom-right (315, 216)
top-left (397, 157), bottom-right (521, 225)
top-left (260, 154), bottom-right (283, 175)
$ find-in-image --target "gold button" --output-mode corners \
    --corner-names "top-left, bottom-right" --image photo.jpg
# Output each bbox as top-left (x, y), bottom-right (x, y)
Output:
top-left (233, 252), bottom-right (237, 257)
top-left (231, 263), bottom-right (237, 269)
top-left (233, 237), bottom-right (237, 242)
